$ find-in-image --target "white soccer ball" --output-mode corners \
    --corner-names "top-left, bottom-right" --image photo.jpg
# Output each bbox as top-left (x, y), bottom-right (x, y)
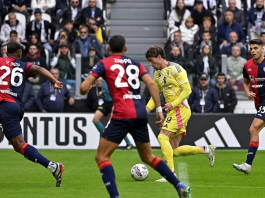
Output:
top-left (131, 164), bottom-right (149, 181)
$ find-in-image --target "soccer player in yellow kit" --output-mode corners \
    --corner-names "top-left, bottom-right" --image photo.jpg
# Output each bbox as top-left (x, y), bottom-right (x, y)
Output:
top-left (145, 46), bottom-right (216, 182)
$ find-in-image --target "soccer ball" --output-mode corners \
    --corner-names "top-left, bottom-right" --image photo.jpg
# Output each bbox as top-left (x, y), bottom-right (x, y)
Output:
top-left (131, 164), bottom-right (149, 181)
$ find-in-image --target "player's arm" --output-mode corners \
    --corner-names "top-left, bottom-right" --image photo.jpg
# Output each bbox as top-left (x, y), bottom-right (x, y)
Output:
top-left (142, 74), bottom-right (164, 126)
top-left (30, 65), bottom-right (63, 92)
top-left (146, 76), bottom-right (162, 114)
top-left (164, 67), bottom-right (191, 112)
top-left (243, 77), bottom-right (256, 100)
top-left (80, 75), bottom-right (97, 95)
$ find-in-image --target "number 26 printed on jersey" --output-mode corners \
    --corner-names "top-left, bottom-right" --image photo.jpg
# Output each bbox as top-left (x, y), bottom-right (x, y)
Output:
top-left (0, 66), bottom-right (23, 87)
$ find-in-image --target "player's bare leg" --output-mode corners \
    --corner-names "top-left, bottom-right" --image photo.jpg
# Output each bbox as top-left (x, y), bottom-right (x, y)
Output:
top-left (233, 118), bottom-right (265, 174)
top-left (9, 134), bottom-right (63, 187)
top-left (170, 135), bottom-right (216, 167)
top-left (135, 141), bottom-right (190, 198)
top-left (95, 137), bottom-right (120, 198)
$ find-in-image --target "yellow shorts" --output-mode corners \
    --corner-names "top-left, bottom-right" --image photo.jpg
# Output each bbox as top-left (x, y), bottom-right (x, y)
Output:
top-left (162, 105), bottom-right (191, 137)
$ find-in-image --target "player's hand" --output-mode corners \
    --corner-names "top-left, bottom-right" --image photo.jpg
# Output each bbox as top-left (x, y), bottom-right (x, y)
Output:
top-left (247, 92), bottom-right (256, 100)
top-left (155, 112), bottom-right (164, 127)
top-left (54, 81), bottom-right (63, 93)
top-left (163, 103), bottom-right (173, 112)
top-left (68, 97), bottom-right (75, 105)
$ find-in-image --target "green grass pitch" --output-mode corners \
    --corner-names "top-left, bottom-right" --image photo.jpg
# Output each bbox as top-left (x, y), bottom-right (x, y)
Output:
top-left (0, 149), bottom-right (264, 198)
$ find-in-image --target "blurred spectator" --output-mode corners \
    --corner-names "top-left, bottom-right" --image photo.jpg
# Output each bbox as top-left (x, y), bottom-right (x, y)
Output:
top-left (53, 30), bottom-right (72, 54)
top-left (220, 31), bottom-right (247, 59)
top-left (195, 44), bottom-right (217, 87)
top-left (81, 47), bottom-right (100, 81)
top-left (31, 0), bottom-right (56, 15)
top-left (36, 68), bottom-right (75, 112)
top-left (4, 0), bottom-right (30, 19)
top-left (86, 17), bottom-right (108, 43)
top-left (180, 17), bottom-right (198, 45)
top-left (142, 86), bottom-right (166, 110)
top-left (202, 0), bottom-right (216, 14)
top-left (72, 26), bottom-right (103, 59)
top-left (26, 8), bottom-right (56, 55)
top-left (86, 77), bottom-right (104, 112)
top-left (248, 0), bottom-right (265, 39)
top-left (56, 0), bottom-right (82, 29)
top-left (226, 45), bottom-right (247, 91)
top-left (218, 10), bottom-right (245, 45)
top-left (21, 43), bottom-right (48, 84)
top-left (63, 20), bottom-right (78, 44)
top-left (195, 16), bottom-right (217, 43)
top-left (0, 43), bottom-right (8, 57)
top-left (0, 0), bottom-right (3, 27)
top-left (219, 0), bottom-right (245, 28)
top-left (55, 0), bottom-right (69, 14)
top-left (82, 0), bottom-right (103, 9)
top-left (214, 73), bottom-right (237, 113)
top-left (0, 13), bottom-right (26, 43)
top-left (25, 32), bottom-right (46, 59)
top-left (191, 0), bottom-right (215, 27)
top-left (261, 32), bottom-right (265, 56)
top-left (168, 0), bottom-right (191, 30)
top-left (167, 46), bottom-right (186, 68)
top-left (164, 31), bottom-right (194, 59)
top-left (8, 31), bottom-right (26, 49)
top-left (22, 80), bottom-right (36, 111)
top-left (81, 0), bottom-right (105, 26)
top-left (188, 73), bottom-right (219, 113)
top-left (50, 43), bottom-right (76, 90)
top-left (196, 31), bottom-right (218, 58)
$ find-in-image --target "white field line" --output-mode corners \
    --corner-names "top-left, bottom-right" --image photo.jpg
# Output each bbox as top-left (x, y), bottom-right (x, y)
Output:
top-left (193, 185), bottom-right (265, 189)
top-left (178, 162), bottom-right (191, 197)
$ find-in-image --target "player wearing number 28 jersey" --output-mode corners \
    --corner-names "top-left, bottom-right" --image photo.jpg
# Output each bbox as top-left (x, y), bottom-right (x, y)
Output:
top-left (0, 42), bottom-right (64, 187)
top-left (80, 35), bottom-right (190, 198)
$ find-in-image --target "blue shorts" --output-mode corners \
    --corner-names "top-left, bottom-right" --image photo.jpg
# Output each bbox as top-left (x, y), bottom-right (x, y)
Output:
top-left (0, 101), bottom-right (24, 140)
top-left (102, 118), bottom-right (150, 144)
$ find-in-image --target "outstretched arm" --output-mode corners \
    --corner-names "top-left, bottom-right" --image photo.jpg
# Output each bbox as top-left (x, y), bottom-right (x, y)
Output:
top-left (30, 65), bottom-right (63, 92)
top-left (80, 75), bottom-right (97, 95)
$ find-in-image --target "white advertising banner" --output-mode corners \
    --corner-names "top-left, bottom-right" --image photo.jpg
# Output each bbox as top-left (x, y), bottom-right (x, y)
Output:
top-left (0, 113), bottom-right (160, 149)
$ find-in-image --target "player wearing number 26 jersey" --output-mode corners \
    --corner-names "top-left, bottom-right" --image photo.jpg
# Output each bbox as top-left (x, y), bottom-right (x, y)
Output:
top-left (0, 42), bottom-right (64, 187)
top-left (80, 36), bottom-right (190, 198)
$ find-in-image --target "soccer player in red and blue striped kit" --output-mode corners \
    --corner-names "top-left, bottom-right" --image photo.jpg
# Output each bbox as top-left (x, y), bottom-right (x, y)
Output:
top-left (233, 39), bottom-right (265, 174)
top-left (80, 35), bottom-right (191, 198)
top-left (0, 42), bottom-right (64, 187)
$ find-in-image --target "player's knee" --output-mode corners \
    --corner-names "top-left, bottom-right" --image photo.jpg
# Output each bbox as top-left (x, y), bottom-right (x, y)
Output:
top-left (95, 153), bottom-right (109, 164)
top-left (141, 154), bottom-right (155, 165)
top-left (249, 127), bottom-right (258, 136)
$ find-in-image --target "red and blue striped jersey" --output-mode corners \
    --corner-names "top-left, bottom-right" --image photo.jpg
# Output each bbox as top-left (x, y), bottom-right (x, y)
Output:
top-left (90, 55), bottom-right (148, 119)
top-left (243, 58), bottom-right (265, 108)
top-left (0, 57), bottom-right (33, 104)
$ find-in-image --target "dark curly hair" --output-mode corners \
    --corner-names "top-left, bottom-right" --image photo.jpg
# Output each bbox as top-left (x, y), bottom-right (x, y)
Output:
top-left (145, 46), bottom-right (166, 59)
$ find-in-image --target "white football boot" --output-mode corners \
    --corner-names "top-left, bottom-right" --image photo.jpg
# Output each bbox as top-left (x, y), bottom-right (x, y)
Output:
top-left (233, 162), bottom-right (251, 174)
top-left (206, 145), bottom-right (216, 167)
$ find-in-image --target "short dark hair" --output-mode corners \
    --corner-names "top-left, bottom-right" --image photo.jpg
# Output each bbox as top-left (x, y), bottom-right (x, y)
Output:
top-left (10, 30), bottom-right (17, 36)
top-left (7, 42), bottom-right (22, 54)
top-left (29, 43), bottom-right (38, 49)
top-left (249, 39), bottom-right (263, 46)
top-left (64, 19), bottom-right (73, 25)
top-left (217, 72), bottom-right (226, 78)
top-left (145, 46), bottom-right (166, 59)
top-left (202, 31), bottom-right (210, 35)
top-left (109, 35), bottom-right (126, 53)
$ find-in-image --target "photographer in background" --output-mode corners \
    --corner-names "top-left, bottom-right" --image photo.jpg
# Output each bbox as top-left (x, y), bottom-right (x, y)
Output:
top-left (86, 17), bottom-right (108, 43)
top-left (53, 30), bottom-right (72, 54)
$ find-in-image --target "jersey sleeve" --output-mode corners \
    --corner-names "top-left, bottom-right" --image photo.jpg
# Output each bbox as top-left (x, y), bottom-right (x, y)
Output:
top-left (139, 63), bottom-right (148, 79)
top-left (89, 61), bottom-right (105, 78)
top-left (243, 65), bottom-right (249, 79)
top-left (26, 62), bottom-right (33, 78)
top-left (172, 65), bottom-right (189, 85)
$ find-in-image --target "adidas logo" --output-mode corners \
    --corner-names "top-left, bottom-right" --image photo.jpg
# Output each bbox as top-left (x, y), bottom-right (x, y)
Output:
top-left (194, 118), bottom-right (240, 147)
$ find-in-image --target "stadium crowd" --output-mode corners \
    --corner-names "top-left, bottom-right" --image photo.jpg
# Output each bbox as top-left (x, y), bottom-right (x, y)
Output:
top-left (0, 0), bottom-right (261, 113)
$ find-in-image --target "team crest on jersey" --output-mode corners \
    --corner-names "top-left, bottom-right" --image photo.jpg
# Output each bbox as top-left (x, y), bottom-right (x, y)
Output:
top-left (249, 75), bottom-right (255, 83)
top-left (6, 60), bottom-right (9, 65)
